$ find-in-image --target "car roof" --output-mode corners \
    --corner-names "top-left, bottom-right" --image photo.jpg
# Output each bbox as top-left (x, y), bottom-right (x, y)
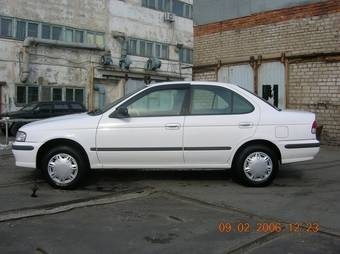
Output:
top-left (149, 81), bottom-right (240, 89)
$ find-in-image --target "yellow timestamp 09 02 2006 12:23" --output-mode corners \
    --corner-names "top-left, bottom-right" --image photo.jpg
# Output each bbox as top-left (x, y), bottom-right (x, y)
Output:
top-left (217, 222), bottom-right (320, 233)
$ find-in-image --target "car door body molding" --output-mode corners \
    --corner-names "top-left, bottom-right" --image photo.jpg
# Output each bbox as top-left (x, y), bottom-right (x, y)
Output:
top-left (90, 146), bottom-right (231, 151)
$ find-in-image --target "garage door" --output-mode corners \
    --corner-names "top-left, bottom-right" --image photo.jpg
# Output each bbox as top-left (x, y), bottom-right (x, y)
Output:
top-left (258, 62), bottom-right (285, 109)
top-left (217, 64), bottom-right (254, 92)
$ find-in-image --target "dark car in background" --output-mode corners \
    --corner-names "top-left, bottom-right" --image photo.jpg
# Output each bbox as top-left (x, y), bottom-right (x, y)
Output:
top-left (0, 101), bottom-right (86, 136)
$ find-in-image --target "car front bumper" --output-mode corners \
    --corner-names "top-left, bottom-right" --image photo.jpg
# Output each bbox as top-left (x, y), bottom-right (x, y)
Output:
top-left (12, 142), bottom-right (41, 168)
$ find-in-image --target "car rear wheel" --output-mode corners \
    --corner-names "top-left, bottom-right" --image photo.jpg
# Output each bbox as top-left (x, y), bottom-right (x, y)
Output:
top-left (41, 146), bottom-right (88, 189)
top-left (232, 145), bottom-right (278, 187)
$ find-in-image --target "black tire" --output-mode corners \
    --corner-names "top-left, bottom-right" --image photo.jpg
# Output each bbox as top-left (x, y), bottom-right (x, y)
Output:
top-left (41, 146), bottom-right (89, 189)
top-left (231, 145), bottom-right (278, 187)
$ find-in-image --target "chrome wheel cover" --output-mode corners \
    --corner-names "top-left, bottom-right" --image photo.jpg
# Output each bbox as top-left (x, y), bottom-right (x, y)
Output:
top-left (243, 152), bottom-right (273, 182)
top-left (48, 153), bottom-right (78, 186)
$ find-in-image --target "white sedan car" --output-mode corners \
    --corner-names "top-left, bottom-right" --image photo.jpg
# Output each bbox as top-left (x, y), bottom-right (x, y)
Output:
top-left (12, 81), bottom-right (320, 189)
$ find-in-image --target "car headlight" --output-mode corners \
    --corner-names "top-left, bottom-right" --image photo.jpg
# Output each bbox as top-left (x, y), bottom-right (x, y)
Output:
top-left (16, 131), bottom-right (27, 142)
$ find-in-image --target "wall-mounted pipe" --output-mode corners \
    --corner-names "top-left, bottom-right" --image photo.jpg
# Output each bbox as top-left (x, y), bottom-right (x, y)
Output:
top-left (94, 84), bottom-right (105, 110)
top-left (20, 37), bottom-right (105, 83)
top-left (23, 37), bottom-right (105, 50)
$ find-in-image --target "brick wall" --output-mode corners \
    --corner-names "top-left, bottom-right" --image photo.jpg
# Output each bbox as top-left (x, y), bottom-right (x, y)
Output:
top-left (193, 0), bottom-right (340, 144)
top-left (289, 61), bottom-right (340, 144)
top-left (193, 71), bottom-right (216, 81)
top-left (194, 1), bottom-right (340, 66)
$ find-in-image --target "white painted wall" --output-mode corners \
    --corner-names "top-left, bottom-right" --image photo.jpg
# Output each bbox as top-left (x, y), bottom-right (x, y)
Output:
top-left (0, 0), bottom-right (193, 113)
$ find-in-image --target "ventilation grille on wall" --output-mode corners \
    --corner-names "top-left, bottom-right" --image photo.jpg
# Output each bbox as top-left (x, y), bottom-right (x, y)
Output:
top-left (164, 12), bottom-right (175, 22)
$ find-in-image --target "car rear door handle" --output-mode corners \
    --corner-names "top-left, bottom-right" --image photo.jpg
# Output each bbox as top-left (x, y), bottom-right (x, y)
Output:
top-left (165, 123), bottom-right (181, 130)
top-left (239, 122), bottom-right (253, 128)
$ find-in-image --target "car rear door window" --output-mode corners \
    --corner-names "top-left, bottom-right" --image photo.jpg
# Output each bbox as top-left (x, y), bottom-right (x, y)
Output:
top-left (190, 86), bottom-right (254, 115)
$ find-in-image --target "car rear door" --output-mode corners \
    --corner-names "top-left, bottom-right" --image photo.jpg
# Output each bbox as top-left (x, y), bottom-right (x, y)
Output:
top-left (95, 84), bottom-right (190, 168)
top-left (183, 84), bottom-right (259, 166)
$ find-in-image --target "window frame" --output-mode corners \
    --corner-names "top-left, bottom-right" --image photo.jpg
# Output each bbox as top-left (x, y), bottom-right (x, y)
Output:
top-left (27, 22), bottom-right (39, 38)
top-left (115, 84), bottom-right (190, 118)
top-left (16, 19), bottom-right (27, 40)
top-left (41, 23), bottom-right (51, 39)
top-left (0, 17), bottom-right (13, 38)
top-left (179, 47), bottom-right (193, 64)
top-left (0, 15), bottom-right (105, 46)
top-left (128, 38), bottom-right (170, 60)
top-left (16, 85), bottom-right (85, 106)
top-left (52, 25), bottom-right (63, 40)
top-left (142, 0), bottom-right (192, 19)
top-left (15, 85), bottom-right (40, 105)
top-left (188, 85), bottom-right (255, 116)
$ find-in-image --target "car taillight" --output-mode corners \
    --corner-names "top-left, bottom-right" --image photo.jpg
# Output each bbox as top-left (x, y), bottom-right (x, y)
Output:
top-left (311, 120), bottom-right (317, 134)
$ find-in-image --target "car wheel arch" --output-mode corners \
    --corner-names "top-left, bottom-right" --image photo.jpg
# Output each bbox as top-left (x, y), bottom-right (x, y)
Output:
top-left (36, 138), bottom-right (90, 171)
top-left (231, 139), bottom-right (282, 167)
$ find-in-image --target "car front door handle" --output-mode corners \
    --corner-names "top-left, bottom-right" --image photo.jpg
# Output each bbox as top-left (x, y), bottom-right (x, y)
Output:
top-left (165, 123), bottom-right (181, 130)
top-left (239, 122), bottom-right (253, 128)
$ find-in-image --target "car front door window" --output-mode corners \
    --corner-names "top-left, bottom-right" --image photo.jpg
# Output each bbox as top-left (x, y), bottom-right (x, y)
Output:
top-left (126, 88), bottom-right (186, 117)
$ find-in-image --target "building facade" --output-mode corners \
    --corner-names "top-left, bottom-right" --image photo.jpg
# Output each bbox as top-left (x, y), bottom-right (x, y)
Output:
top-left (0, 0), bottom-right (193, 112)
top-left (193, 0), bottom-right (340, 145)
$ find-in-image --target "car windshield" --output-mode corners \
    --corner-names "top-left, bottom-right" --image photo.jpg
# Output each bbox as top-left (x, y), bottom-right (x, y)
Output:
top-left (237, 86), bottom-right (281, 111)
top-left (20, 103), bottom-right (38, 111)
top-left (87, 87), bottom-right (145, 116)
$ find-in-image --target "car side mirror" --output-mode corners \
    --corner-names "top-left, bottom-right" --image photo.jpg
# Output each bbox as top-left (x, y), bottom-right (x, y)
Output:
top-left (111, 107), bottom-right (129, 118)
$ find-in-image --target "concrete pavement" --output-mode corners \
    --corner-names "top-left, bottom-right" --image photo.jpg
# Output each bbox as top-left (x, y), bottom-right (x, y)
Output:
top-left (0, 140), bottom-right (339, 253)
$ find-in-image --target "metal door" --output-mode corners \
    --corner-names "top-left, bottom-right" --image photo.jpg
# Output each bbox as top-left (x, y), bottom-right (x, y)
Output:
top-left (218, 64), bottom-right (254, 92)
top-left (258, 62), bottom-right (285, 109)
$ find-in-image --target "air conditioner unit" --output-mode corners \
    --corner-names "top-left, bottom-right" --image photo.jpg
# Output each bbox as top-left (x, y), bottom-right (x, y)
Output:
top-left (119, 56), bottom-right (132, 70)
top-left (164, 12), bottom-right (175, 22)
top-left (100, 52), bottom-right (113, 66)
top-left (145, 58), bottom-right (161, 71)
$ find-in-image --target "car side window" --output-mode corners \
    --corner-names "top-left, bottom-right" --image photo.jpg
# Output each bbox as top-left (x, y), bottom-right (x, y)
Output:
top-left (70, 103), bottom-right (83, 111)
top-left (126, 88), bottom-right (186, 117)
top-left (53, 103), bottom-right (69, 113)
top-left (190, 86), bottom-right (254, 115)
top-left (232, 92), bottom-right (254, 114)
top-left (36, 103), bottom-right (52, 113)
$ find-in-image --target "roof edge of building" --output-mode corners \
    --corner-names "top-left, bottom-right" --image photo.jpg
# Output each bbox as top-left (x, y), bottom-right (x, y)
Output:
top-left (194, 0), bottom-right (340, 37)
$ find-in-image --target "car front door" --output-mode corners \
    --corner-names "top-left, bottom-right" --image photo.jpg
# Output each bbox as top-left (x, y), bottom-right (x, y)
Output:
top-left (96, 84), bottom-right (189, 168)
top-left (183, 85), bottom-right (259, 167)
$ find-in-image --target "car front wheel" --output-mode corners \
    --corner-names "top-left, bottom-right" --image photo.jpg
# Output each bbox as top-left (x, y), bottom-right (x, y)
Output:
top-left (41, 146), bottom-right (88, 189)
top-left (232, 145), bottom-right (278, 187)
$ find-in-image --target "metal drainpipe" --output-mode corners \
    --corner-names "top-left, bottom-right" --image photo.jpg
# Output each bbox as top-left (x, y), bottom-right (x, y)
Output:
top-left (20, 37), bottom-right (105, 83)
top-left (94, 84), bottom-right (105, 110)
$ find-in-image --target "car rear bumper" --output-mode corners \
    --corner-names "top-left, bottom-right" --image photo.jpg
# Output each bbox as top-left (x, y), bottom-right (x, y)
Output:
top-left (279, 140), bottom-right (320, 164)
top-left (12, 142), bottom-right (40, 168)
